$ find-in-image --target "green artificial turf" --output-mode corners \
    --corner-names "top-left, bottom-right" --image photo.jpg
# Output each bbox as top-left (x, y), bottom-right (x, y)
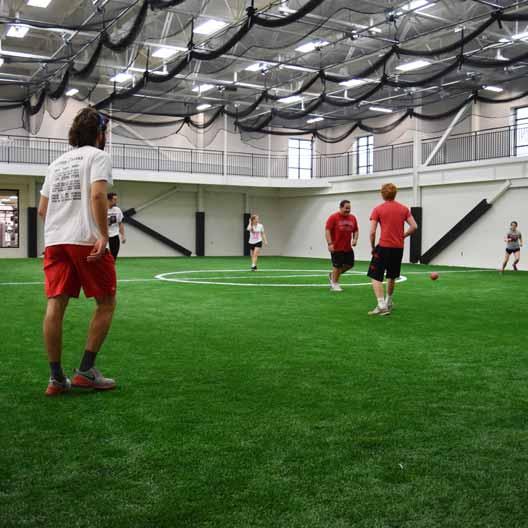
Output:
top-left (0, 257), bottom-right (527, 528)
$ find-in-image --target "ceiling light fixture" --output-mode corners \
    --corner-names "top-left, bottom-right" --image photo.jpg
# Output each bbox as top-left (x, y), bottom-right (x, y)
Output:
top-left (396, 59), bottom-right (431, 72)
top-left (194, 19), bottom-right (228, 35)
top-left (278, 95), bottom-right (304, 104)
top-left (339, 78), bottom-right (372, 88)
top-left (197, 103), bottom-right (212, 111)
top-left (65, 88), bottom-right (79, 96)
top-left (295, 40), bottom-right (329, 53)
top-left (7, 25), bottom-right (29, 38)
top-left (280, 64), bottom-right (318, 73)
top-left (152, 46), bottom-right (186, 59)
top-left (369, 105), bottom-right (393, 113)
top-left (192, 84), bottom-right (215, 93)
top-left (245, 62), bottom-right (276, 72)
top-left (307, 117), bottom-right (324, 123)
top-left (511, 31), bottom-right (528, 40)
top-left (27, 0), bottom-right (52, 6)
top-left (109, 72), bottom-right (133, 83)
top-left (482, 85), bottom-right (503, 93)
top-left (0, 58), bottom-right (3, 68)
top-left (403, 0), bottom-right (432, 11)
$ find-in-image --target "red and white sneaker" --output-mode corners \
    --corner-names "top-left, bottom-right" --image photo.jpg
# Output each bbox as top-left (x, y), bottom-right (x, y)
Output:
top-left (72, 368), bottom-right (116, 391)
top-left (45, 376), bottom-right (72, 396)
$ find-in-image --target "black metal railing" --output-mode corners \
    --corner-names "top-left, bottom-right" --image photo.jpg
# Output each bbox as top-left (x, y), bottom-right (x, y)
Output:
top-left (1, 125), bottom-right (525, 179)
top-left (421, 124), bottom-right (528, 166)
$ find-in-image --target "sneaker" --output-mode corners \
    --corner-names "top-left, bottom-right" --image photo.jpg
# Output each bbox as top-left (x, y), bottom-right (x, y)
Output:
top-left (331, 283), bottom-right (343, 292)
top-left (386, 300), bottom-right (394, 312)
top-left (368, 305), bottom-right (389, 316)
top-left (251, 266), bottom-right (257, 272)
top-left (45, 376), bottom-right (71, 396)
top-left (72, 368), bottom-right (116, 391)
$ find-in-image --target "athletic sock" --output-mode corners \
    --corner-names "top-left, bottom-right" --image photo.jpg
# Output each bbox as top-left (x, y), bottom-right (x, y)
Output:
top-left (377, 297), bottom-right (385, 308)
top-left (49, 361), bottom-right (65, 382)
top-left (386, 295), bottom-right (393, 304)
top-left (79, 350), bottom-right (97, 372)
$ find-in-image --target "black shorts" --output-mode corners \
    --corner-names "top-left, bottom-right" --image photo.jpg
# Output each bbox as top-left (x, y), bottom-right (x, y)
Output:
top-left (331, 251), bottom-right (355, 269)
top-left (249, 241), bottom-right (263, 250)
top-left (506, 248), bottom-right (520, 254)
top-left (367, 246), bottom-right (404, 281)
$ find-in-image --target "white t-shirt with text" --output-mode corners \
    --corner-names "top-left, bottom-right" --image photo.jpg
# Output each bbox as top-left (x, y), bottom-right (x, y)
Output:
top-left (41, 146), bottom-right (112, 247)
top-left (248, 223), bottom-right (264, 244)
top-left (108, 206), bottom-right (124, 238)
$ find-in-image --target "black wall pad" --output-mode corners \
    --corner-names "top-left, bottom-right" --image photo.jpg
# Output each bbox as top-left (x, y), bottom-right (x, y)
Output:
top-left (195, 212), bottom-right (205, 257)
top-left (421, 199), bottom-right (492, 264)
top-left (27, 207), bottom-right (37, 258)
top-left (243, 213), bottom-right (251, 257)
top-left (123, 214), bottom-right (192, 256)
top-left (410, 207), bottom-right (422, 264)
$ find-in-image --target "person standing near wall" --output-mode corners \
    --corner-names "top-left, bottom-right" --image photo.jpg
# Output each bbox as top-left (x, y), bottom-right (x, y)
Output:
top-left (247, 214), bottom-right (268, 271)
top-left (367, 183), bottom-right (417, 315)
top-left (501, 221), bottom-right (523, 272)
top-left (107, 192), bottom-right (126, 260)
top-left (325, 200), bottom-right (359, 292)
top-left (38, 107), bottom-right (117, 396)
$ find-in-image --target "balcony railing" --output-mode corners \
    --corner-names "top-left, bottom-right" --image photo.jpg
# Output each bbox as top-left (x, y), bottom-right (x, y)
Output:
top-left (422, 124), bottom-right (528, 166)
top-left (1, 125), bottom-right (526, 179)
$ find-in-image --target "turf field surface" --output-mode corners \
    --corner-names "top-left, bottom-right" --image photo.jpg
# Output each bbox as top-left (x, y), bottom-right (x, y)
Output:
top-left (0, 257), bottom-right (527, 528)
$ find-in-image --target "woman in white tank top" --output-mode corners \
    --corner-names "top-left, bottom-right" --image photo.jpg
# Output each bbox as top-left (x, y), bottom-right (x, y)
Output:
top-left (247, 214), bottom-right (268, 271)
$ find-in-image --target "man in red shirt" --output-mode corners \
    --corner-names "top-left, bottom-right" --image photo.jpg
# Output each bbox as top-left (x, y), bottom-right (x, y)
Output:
top-left (368, 183), bottom-right (417, 315)
top-left (325, 200), bottom-right (359, 292)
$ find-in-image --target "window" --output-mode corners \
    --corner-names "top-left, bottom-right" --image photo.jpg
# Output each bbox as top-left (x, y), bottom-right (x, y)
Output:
top-left (288, 138), bottom-right (312, 179)
top-left (0, 190), bottom-right (19, 248)
top-left (356, 135), bottom-right (373, 174)
top-left (515, 107), bottom-right (528, 157)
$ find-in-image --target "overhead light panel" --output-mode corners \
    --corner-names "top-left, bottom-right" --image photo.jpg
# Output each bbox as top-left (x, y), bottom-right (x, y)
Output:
top-left (295, 40), bottom-right (329, 53)
top-left (110, 72), bottom-right (133, 83)
top-left (245, 62), bottom-right (276, 72)
top-left (197, 103), bottom-right (212, 111)
top-left (278, 95), bottom-right (303, 104)
top-left (7, 25), bottom-right (29, 38)
top-left (512, 31), bottom-right (528, 40)
top-left (307, 117), bottom-right (324, 124)
top-left (396, 59), bottom-right (431, 72)
top-left (192, 84), bottom-right (215, 93)
top-left (483, 85), bottom-right (503, 93)
top-left (65, 88), bottom-right (79, 97)
top-left (194, 19), bottom-right (228, 35)
top-left (152, 46), bottom-right (186, 59)
top-left (403, 0), bottom-right (432, 11)
top-left (369, 27), bottom-right (382, 34)
top-left (280, 64), bottom-right (318, 73)
top-left (340, 78), bottom-right (371, 88)
top-left (27, 0), bottom-right (52, 6)
top-left (0, 58), bottom-right (3, 68)
top-left (369, 105), bottom-right (393, 113)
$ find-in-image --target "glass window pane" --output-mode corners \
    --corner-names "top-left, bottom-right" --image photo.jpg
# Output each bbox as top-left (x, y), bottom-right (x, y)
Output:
top-left (0, 190), bottom-right (19, 248)
top-left (299, 169), bottom-right (311, 179)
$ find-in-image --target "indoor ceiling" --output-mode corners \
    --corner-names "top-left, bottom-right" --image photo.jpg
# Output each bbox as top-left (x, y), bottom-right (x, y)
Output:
top-left (1, 0), bottom-right (528, 132)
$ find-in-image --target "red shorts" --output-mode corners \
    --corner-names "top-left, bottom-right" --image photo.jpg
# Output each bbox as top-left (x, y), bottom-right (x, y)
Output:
top-left (44, 244), bottom-right (117, 299)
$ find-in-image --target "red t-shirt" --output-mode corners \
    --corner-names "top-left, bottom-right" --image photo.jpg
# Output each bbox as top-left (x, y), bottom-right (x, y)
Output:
top-left (370, 200), bottom-right (411, 249)
top-left (325, 212), bottom-right (358, 252)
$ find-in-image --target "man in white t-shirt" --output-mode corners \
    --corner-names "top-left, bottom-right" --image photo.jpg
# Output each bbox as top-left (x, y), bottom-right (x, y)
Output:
top-left (107, 192), bottom-right (126, 259)
top-left (38, 107), bottom-right (117, 396)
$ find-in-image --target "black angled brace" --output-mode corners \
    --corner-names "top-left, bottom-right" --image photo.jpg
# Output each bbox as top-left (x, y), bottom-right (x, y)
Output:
top-left (123, 209), bottom-right (192, 256)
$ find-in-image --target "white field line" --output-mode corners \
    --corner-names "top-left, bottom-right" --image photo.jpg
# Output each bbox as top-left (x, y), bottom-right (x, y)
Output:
top-left (0, 268), bottom-right (496, 287)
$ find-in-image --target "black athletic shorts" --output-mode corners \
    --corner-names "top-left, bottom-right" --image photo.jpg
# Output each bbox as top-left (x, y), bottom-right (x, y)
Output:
top-left (506, 248), bottom-right (520, 254)
top-left (367, 245), bottom-right (404, 281)
top-left (249, 241), bottom-right (263, 249)
top-left (109, 235), bottom-right (120, 260)
top-left (331, 250), bottom-right (355, 269)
